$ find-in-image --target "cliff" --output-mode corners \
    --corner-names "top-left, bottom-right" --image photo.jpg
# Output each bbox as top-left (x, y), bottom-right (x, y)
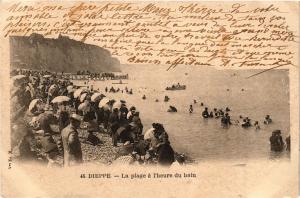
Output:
top-left (9, 33), bottom-right (120, 72)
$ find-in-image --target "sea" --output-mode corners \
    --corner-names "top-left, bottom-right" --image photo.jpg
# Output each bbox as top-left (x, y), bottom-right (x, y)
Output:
top-left (75, 65), bottom-right (290, 162)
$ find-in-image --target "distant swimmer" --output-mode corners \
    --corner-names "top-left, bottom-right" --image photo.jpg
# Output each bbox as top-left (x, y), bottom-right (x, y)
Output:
top-left (155, 99), bottom-right (159, 102)
top-left (189, 105), bottom-right (193, 113)
top-left (225, 107), bottom-right (231, 112)
top-left (193, 99), bottom-right (197, 104)
top-left (200, 102), bottom-right (204, 106)
top-left (164, 96), bottom-right (170, 102)
top-left (142, 95), bottom-right (146, 100)
top-left (254, 121), bottom-right (260, 130)
top-left (241, 117), bottom-right (251, 128)
top-left (241, 88), bottom-right (244, 91)
top-left (213, 108), bottom-right (219, 118)
top-left (168, 106), bottom-right (177, 112)
top-left (264, 115), bottom-right (272, 125)
top-left (221, 113), bottom-right (231, 127)
top-left (218, 109), bottom-right (224, 117)
top-left (202, 107), bottom-right (209, 118)
top-left (227, 89), bottom-right (230, 91)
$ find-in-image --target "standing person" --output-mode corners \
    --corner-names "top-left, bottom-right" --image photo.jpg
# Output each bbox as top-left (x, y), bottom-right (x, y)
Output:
top-left (254, 121), bottom-right (260, 130)
top-left (189, 105), bottom-right (193, 113)
top-left (108, 108), bottom-right (120, 146)
top-left (56, 102), bottom-right (70, 154)
top-left (57, 103), bottom-right (70, 132)
top-left (119, 103), bottom-right (129, 125)
top-left (269, 130), bottom-right (284, 152)
top-left (221, 113), bottom-right (231, 127)
top-left (61, 114), bottom-right (83, 167)
top-left (153, 124), bottom-right (174, 166)
top-left (213, 108), bottom-right (219, 118)
top-left (202, 107), bottom-right (209, 118)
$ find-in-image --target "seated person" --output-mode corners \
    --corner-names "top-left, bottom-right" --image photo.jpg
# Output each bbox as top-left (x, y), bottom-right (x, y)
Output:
top-left (86, 131), bottom-right (101, 146)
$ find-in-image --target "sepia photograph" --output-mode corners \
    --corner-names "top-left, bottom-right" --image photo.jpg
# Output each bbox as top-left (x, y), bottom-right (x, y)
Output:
top-left (10, 33), bottom-right (291, 167)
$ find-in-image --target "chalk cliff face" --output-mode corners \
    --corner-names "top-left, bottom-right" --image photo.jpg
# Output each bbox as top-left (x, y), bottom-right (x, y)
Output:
top-left (10, 33), bottom-right (120, 72)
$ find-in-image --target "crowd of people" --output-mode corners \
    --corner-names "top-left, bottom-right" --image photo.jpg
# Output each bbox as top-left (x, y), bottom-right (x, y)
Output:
top-left (104, 86), bottom-right (133, 94)
top-left (11, 69), bottom-right (184, 167)
top-left (75, 71), bottom-right (129, 80)
top-left (166, 83), bottom-right (186, 90)
top-left (193, 104), bottom-right (290, 152)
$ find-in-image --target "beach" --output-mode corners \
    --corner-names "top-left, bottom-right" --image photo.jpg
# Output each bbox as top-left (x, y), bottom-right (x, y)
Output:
top-left (77, 65), bottom-right (290, 162)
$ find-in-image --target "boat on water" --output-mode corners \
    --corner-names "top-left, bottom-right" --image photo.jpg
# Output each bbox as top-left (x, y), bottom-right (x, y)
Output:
top-left (166, 84), bottom-right (186, 91)
top-left (112, 80), bottom-right (128, 84)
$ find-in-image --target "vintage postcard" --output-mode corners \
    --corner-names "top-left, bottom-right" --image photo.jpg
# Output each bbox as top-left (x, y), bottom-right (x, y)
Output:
top-left (0, 1), bottom-right (299, 197)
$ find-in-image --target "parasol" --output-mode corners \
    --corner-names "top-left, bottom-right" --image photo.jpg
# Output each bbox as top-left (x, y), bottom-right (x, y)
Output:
top-left (28, 99), bottom-right (42, 113)
top-left (78, 102), bottom-right (90, 112)
top-left (80, 93), bottom-right (88, 102)
top-left (112, 101), bottom-right (122, 110)
top-left (12, 74), bottom-right (27, 81)
top-left (91, 92), bottom-right (105, 102)
top-left (43, 74), bottom-right (52, 78)
top-left (74, 88), bottom-right (87, 98)
top-left (144, 128), bottom-right (155, 140)
top-left (99, 97), bottom-right (110, 108)
top-left (51, 96), bottom-right (70, 104)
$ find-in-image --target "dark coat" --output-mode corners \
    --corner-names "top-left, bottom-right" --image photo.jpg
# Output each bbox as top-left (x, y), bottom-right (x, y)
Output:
top-left (270, 135), bottom-right (284, 152)
top-left (157, 143), bottom-right (175, 166)
top-left (58, 111), bottom-right (70, 132)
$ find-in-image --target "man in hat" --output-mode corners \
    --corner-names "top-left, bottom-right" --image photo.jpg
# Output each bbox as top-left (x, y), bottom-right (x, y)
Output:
top-left (61, 113), bottom-right (83, 167)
